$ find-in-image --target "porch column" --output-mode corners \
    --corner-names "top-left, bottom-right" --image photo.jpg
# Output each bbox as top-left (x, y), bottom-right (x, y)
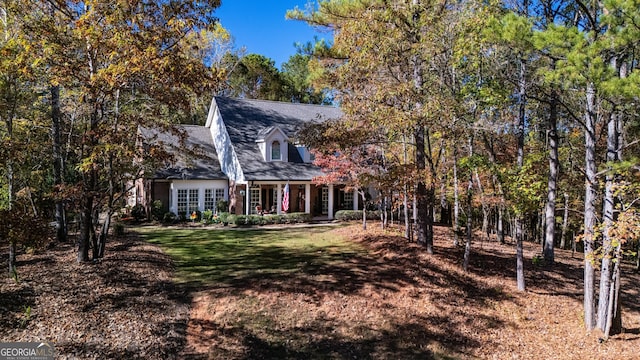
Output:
top-left (169, 183), bottom-right (175, 214)
top-left (305, 183), bottom-right (311, 214)
top-left (276, 183), bottom-right (282, 215)
top-left (353, 188), bottom-right (359, 210)
top-left (328, 184), bottom-right (335, 219)
top-left (245, 186), bottom-right (250, 215)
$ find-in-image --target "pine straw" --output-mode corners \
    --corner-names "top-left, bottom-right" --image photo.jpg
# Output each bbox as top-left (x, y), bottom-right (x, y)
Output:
top-left (2, 224), bottom-right (640, 359)
top-left (0, 233), bottom-right (190, 359)
top-left (184, 224), bottom-right (640, 359)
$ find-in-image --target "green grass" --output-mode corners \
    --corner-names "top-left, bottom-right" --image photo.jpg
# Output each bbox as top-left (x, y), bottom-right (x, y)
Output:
top-left (137, 225), bottom-right (364, 288)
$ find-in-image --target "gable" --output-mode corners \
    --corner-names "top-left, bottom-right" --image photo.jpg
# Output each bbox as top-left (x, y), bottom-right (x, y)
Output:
top-left (210, 97), bottom-right (343, 181)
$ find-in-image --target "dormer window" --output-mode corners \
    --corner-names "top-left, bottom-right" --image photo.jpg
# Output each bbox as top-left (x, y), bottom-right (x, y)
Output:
top-left (256, 126), bottom-right (288, 162)
top-left (271, 140), bottom-right (281, 160)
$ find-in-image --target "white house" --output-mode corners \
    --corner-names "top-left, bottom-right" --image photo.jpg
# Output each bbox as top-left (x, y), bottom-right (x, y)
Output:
top-left (135, 96), bottom-right (362, 219)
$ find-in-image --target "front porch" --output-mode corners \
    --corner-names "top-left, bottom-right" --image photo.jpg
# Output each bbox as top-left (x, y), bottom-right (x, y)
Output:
top-left (231, 182), bottom-right (360, 219)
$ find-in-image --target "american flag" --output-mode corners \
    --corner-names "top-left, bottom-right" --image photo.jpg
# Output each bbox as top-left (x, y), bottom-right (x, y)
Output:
top-left (282, 183), bottom-right (290, 212)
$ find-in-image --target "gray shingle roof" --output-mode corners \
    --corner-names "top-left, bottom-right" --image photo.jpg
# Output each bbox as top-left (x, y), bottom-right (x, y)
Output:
top-left (140, 125), bottom-right (227, 180)
top-left (214, 97), bottom-right (343, 181)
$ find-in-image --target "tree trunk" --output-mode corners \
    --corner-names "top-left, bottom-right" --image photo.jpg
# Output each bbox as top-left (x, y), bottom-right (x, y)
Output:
top-left (7, 161), bottom-right (15, 274)
top-left (597, 115), bottom-right (618, 332)
top-left (515, 55), bottom-right (526, 292)
top-left (597, 55), bottom-right (626, 331)
top-left (463, 177), bottom-right (473, 272)
top-left (440, 177), bottom-right (448, 225)
top-left (604, 243), bottom-right (623, 338)
top-left (403, 136), bottom-right (410, 239)
top-left (78, 107), bottom-right (99, 262)
top-left (415, 125), bottom-right (429, 248)
top-left (544, 87), bottom-right (558, 263)
top-left (404, 184), bottom-right (410, 240)
top-left (583, 81), bottom-right (597, 330)
top-left (97, 209), bottom-right (112, 259)
top-left (360, 190), bottom-right (367, 231)
top-left (474, 170), bottom-right (489, 245)
top-left (453, 147), bottom-right (460, 246)
top-left (5, 95), bottom-right (15, 274)
top-left (78, 196), bottom-right (92, 262)
top-left (498, 205), bottom-right (505, 244)
top-left (560, 192), bottom-right (569, 249)
top-left (425, 183), bottom-right (435, 254)
top-left (8, 242), bottom-right (16, 276)
top-left (51, 85), bottom-right (67, 243)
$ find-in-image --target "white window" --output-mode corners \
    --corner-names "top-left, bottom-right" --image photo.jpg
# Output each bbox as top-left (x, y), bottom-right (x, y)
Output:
top-left (343, 191), bottom-right (354, 210)
top-left (177, 189), bottom-right (188, 216)
top-left (204, 189), bottom-right (215, 211)
top-left (271, 140), bottom-right (281, 160)
top-left (188, 189), bottom-right (199, 213)
top-left (177, 189), bottom-right (199, 216)
top-left (250, 187), bottom-right (261, 214)
top-left (216, 188), bottom-right (225, 206)
top-left (204, 188), bottom-right (226, 211)
top-left (321, 186), bottom-right (329, 214)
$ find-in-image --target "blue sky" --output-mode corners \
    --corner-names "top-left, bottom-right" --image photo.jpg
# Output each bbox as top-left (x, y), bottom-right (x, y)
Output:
top-left (214, 1), bottom-right (330, 69)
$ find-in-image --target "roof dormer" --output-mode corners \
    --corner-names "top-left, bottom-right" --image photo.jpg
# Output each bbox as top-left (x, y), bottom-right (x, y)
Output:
top-left (255, 126), bottom-right (289, 162)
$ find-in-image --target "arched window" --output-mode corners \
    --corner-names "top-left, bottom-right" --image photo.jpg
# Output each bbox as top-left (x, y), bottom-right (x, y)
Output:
top-left (271, 140), bottom-right (281, 160)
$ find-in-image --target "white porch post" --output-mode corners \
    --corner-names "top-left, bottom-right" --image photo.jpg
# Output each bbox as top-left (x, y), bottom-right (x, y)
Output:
top-left (305, 183), bottom-right (311, 214)
top-left (169, 183), bottom-right (175, 214)
top-left (353, 188), bottom-right (359, 210)
top-left (328, 184), bottom-right (335, 219)
top-left (276, 183), bottom-right (282, 215)
top-left (245, 186), bottom-right (250, 215)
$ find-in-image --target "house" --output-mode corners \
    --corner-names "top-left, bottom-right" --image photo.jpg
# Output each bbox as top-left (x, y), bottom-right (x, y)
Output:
top-left (134, 96), bottom-right (363, 219)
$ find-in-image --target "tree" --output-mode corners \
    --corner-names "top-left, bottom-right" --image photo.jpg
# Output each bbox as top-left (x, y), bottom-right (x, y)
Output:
top-left (298, 119), bottom-right (384, 229)
top-left (0, 3), bottom-right (46, 273)
top-left (289, 0), bottom-right (481, 252)
top-left (224, 53), bottom-right (286, 100)
top-left (281, 53), bottom-right (331, 104)
top-left (6, 0), bottom-right (222, 262)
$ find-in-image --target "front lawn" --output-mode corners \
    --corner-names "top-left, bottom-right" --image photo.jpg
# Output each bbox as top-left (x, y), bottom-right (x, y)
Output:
top-left (137, 224), bottom-right (640, 360)
top-left (139, 225), bottom-right (363, 288)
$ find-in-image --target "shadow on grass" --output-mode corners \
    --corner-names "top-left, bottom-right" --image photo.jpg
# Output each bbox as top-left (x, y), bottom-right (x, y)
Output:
top-left (141, 226), bottom-right (510, 358)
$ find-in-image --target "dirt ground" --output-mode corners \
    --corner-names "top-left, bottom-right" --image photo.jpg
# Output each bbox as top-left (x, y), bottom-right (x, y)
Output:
top-left (2, 223), bottom-right (640, 359)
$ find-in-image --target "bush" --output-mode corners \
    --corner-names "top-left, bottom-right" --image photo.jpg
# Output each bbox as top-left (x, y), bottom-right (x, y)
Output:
top-left (219, 212), bottom-right (230, 225)
top-left (202, 209), bottom-right (214, 223)
top-left (286, 212), bottom-right (312, 223)
top-left (335, 210), bottom-right (380, 221)
top-left (131, 204), bottom-right (146, 221)
top-left (151, 200), bottom-right (164, 221)
top-left (263, 214), bottom-right (281, 224)
top-left (113, 222), bottom-right (125, 236)
top-left (216, 199), bottom-right (229, 214)
top-left (162, 212), bottom-right (177, 224)
top-left (228, 212), bottom-right (312, 226)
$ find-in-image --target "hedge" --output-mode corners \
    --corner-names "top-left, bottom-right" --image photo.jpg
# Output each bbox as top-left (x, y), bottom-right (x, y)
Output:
top-left (229, 212), bottom-right (312, 226)
top-left (335, 210), bottom-right (381, 221)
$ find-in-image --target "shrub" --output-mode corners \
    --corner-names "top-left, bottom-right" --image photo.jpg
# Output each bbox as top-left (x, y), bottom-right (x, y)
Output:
top-left (219, 212), bottom-right (230, 225)
top-left (287, 212), bottom-right (312, 223)
top-left (151, 200), bottom-right (164, 221)
top-left (216, 199), bottom-right (229, 214)
top-left (163, 212), bottom-right (177, 224)
top-left (131, 204), bottom-right (146, 221)
top-left (202, 209), bottom-right (214, 223)
top-left (335, 210), bottom-right (380, 221)
top-left (113, 222), bottom-right (125, 236)
top-left (230, 215), bottom-right (245, 226)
